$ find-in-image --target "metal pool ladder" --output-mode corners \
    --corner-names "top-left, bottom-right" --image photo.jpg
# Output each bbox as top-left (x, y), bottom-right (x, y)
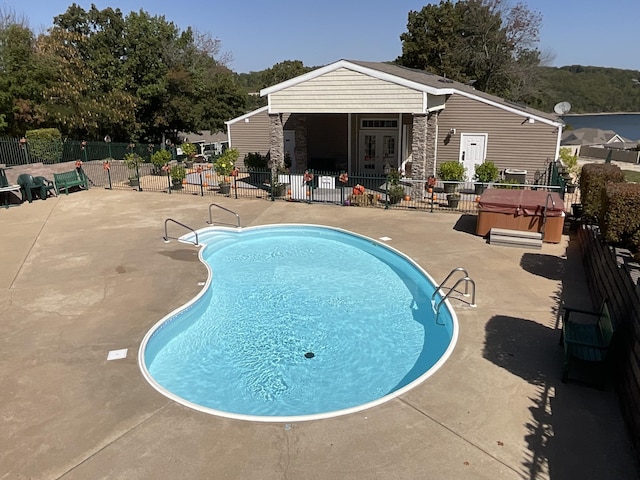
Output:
top-left (163, 218), bottom-right (199, 246)
top-left (207, 203), bottom-right (241, 228)
top-left (432, 267), bottom-right (477, 320)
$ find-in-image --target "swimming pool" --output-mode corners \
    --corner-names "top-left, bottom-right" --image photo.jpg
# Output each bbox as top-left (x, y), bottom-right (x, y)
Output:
top-left (139, 224), bottom-right (458, 422)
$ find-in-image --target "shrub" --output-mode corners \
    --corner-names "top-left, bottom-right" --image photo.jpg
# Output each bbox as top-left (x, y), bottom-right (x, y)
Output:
top-left (579, 163), bottom-right (625, 219)
top-left (437, 161), bottom-right (466, 181)
top-left (180, 142), bottom-right (197, 157)
top-left (244, 152), bottom-right (268, 170)
top-left (124, 152), bottom-right (143, 170)
top-left (214, 148), bottom-right (239, 176)
top-left (559, 147), bottom-right (580, 181)
top-left (151, 149), bottom-right (172, 170)
top-left (170, 164), bottom-right (186, 181)
top-left (25, 128), bottom-right (62, 163)
top-left (601, 183), bottom-right (640, 253)
top-left (473, 161), bottom-right (499, 182)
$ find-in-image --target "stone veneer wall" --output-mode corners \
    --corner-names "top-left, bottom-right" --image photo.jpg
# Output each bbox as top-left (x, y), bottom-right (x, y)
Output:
top-left (577, 224), bottom-right (640, 456)
top-left (269, 114), bottom-right (284, 171)
top-left (410, 113), bottom-right (437, 199)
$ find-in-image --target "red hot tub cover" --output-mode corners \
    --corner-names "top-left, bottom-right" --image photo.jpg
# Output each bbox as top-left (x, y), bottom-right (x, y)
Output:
top-left (478, 189), bottom-right (565, 217)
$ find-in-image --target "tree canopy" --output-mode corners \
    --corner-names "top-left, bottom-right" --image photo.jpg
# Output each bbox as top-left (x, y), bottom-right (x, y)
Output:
top-left (396, 0), bottom-right (543, 102)
top-left (0, 4), bottom-right (247, 142)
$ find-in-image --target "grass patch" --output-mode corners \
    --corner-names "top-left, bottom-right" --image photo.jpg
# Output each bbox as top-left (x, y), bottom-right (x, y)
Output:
top-left (623, 170), bottom-right (640, 183)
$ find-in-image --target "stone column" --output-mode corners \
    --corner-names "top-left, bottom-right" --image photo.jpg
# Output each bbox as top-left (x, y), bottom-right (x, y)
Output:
top-left (269, 113), bottom-right (284, 174)
top-left (410, 112), bottom-right (437, 199)
top-left (294, 115), bottom-right (308, 172)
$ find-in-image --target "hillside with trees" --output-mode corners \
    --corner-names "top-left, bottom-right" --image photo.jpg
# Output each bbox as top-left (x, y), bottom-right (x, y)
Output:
top-left (1, 1), bottom-right (637, 142)
top-left (532, 65), bottom-right (640, 113)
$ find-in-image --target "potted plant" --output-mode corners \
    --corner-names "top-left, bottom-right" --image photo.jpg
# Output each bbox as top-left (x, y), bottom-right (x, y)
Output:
top-left (151, 149), bottom-right (172, 175)
top-left (170, 164), bottom-right (186, 189)
top-left (559, 147), bottom-right (580, 193)
top-left (437, 161), bottom-right (466, 193)
top-left (473, 161), bottom-right (499, 194)
top-left (124, 152), bottom-right (143, 186)
top-left (180, 142), bottom-right (197, 167)
top-left (214, 148), bottom-right (239, 195)
top-left (446, 193), bottom-right (461, 208)
top-left (386, 167), bottom-right (405, 204)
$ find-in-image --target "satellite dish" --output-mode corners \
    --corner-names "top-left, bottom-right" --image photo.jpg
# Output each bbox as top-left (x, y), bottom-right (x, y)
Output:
top-left (554, 101), bottom-right (571, 115)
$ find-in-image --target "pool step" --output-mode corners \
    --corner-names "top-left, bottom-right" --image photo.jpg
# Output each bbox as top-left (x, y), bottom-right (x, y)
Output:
top-left (489, 228), bottom-right (543, 249)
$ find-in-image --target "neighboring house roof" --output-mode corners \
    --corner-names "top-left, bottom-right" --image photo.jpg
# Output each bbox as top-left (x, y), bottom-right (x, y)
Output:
top-left (180, 130), bottom-right (228, 144)
top-left (259, 59), bottom-right (562, 127)
top-left (561, 128), bottom-right (626, 146)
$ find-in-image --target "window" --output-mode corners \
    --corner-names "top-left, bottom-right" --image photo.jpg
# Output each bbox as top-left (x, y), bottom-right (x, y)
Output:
top-left (361, 119), bottom-right (398, 129)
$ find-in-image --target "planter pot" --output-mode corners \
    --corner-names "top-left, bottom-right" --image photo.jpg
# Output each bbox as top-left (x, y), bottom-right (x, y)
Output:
top-left (219, 183), bottom-right (231, 195)
top-left (128, 178), bottom-right (139, 187)
top-left (571, 203), bottom-right (583, 217)
top-left (474, 183), bottom-right (487, 195)
top-left (447, 194), bottom-right (461, 209)
top-left (171, 180), bottom-right (183, 190)
top-left (443, 182), bottom-right (457, 193)
top-left (566, 183), bottom-right (577, 193)
top-left (271, 184), bottom-right (287, 197)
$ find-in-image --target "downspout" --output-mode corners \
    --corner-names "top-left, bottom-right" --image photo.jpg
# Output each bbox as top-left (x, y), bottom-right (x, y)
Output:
top-left (554, 123), bottom-right (563, 160)
top-left (397, 113), bottom-right (402, 171)
top-left (348, 113), bottom-right (352, 172)
top-left (433, 114), bottom-right (439, 177)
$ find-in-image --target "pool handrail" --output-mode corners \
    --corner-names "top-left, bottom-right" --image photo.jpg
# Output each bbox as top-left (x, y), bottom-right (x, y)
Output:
top-left (435, 276), bottom-right (477, 322)
top-left (432, 267), bottom-right (470, 301)
top-left (163, 218), bottom-right (199, 246)
top-left (207, 203), bottom-right (241, 228)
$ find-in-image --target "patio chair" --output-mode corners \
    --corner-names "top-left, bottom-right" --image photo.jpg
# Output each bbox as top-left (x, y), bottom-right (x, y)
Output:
top-left (17, 174), bottom-right (55, 203)
top-left (559, 299), bottom-right (615, 389)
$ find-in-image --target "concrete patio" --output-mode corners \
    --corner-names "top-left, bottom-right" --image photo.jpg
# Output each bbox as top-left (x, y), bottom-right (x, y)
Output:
top-left (0, 188), bottom-right (637, 479)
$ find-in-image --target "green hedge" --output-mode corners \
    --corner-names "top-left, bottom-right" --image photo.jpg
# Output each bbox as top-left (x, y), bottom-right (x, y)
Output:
top-left (601, 183), bottom-right (640, 253)
top-left (25, 128), bottom-right (63, 163)
top-left (579, 163), bottom-right (625, 220)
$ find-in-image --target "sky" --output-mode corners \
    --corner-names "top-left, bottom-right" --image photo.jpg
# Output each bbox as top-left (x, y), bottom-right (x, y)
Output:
top-left (9, 0), bottom-right (640, 74)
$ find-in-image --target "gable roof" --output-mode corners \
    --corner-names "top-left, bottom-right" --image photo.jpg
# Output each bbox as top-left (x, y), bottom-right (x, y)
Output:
top-left (561, 127), bottom-right (625, 146)
top-left (260, 59), bottom-right (562, 127)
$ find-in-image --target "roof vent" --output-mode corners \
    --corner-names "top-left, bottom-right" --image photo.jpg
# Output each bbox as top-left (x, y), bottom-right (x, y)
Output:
top-left (438, 78), bottom-right (454, 84)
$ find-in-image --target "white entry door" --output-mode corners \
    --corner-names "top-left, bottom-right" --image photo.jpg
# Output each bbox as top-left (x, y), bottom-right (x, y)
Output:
top-left (459, 133), bottom-right (488, 180)
top-left (359, 131), bottom-right (397, 173)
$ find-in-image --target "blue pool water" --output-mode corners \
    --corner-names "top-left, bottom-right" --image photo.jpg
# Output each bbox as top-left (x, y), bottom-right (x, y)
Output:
top-left (140, 225), bottom-right (458, 421)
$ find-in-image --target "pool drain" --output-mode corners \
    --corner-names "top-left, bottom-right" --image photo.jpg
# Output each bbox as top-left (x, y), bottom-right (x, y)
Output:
top-left (304, 352), bottom-right (315, 359)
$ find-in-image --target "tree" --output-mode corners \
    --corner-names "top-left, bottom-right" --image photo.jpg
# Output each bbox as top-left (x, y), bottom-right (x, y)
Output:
top-left (261, 60), bottom-right (313, 87)
top-left (0, 19), bottom-right (51, 135)
top-left (397, 0), bottom-right (543, 101)
top-left (47, 5), bottom-right (246, 142)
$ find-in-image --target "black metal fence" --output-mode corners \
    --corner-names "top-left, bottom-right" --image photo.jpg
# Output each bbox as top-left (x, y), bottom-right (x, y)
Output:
top-left (0, 137), bottom-right (171, 166)
top-left (3, 136), bottom-right (578, 214)
top-left (73, 160), bottom-right (580, 215)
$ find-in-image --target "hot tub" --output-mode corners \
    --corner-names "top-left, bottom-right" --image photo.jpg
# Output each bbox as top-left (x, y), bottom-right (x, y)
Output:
top-left (476, 189), bottom-right (565, 243)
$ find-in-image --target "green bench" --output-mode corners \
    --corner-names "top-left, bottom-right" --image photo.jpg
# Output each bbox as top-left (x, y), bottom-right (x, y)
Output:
top-left (54, 170), bottom-right (88, 195)
top-left (559, 300), bottom-right (615, 389)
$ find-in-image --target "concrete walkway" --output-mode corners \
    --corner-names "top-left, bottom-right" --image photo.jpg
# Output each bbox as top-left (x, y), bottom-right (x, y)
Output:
top-left (0, 189), bottom-right (636, 479)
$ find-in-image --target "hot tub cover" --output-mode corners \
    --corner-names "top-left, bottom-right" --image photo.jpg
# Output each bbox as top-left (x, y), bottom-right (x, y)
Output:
top-left (478, 189), bottom-right (565, 217)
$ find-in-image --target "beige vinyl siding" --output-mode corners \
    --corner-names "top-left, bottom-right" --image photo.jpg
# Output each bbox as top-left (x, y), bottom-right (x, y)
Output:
top-left (269, 68), bottom-right (424, 113)
top-left (228, 110), bottom-right (290, 167)
top-left (437, 95), bottom-right (558, 181)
